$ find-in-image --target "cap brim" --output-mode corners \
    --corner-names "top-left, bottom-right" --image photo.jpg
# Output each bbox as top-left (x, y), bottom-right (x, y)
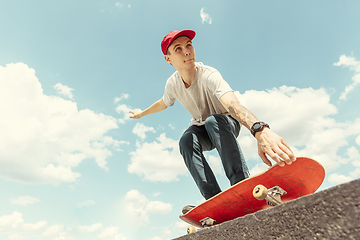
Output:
top-left (172, 30), bottom-right (196, 41)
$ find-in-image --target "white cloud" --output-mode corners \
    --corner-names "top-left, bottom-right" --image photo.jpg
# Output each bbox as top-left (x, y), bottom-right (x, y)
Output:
top-left (132, 122), bottom-right (156, 140)
top-left (200, 8), bottom-right (212, 24)
top-left (333, 54), bottom-right (360, 72)
top-left (7, 235), bottom-right (23, 240)
top-left (125, 190), bottom-right (173, 227)
top-left (0, 63), bottom-right (124, 185)
top-left (115, 2), bottom-right (131, 9)
top-left (54, 83), bottom-right (74, 100)
top-left (249, 163), bottom-right (269, 176)
top-left (333, 55), bottom-right (360, 100)
top-left (43, 224), bottom-right (64, 237)
top-left (22, 221), bottom-right (47, 231)
top-left (125, 190), bottom-right (150, 226)
top-left (78, 199), bottom-right (95, 208)
top-left (42, 225), bottom-right (76, 240)
top-left (115, 104), bottom-right (132, 124)
top-left (78, 223), bottom-right (102, 233)
top-left (350, 145), bottom-right (360, 178)
top-left (346, 146), bottom-right (360, 160)
top-left (328, 173), bottom-right (353, 185)
top-left (10, 196), bottom-right (40, 206)
top-left (126, 190), bottom-right (148, 204)
top-left (98, 226), bottom-right (126, 240)
top-left (236, 87), bottom-right (342, 168)
top-left (114, 93), bottom-right (129, 104)
top-left (234, 84), bottom-right (360, 185)
top-left (0, 212), bottom-right (23, 230)
top-left (128, 133), bottom-right (187, 182)
top-left (206, 154), bottom-right (223, 175)
top-left (153, 192), bottom-right (161, 197)
top-left (148, 237), bottom-right (162, 240)
top-left (350, 166), bottom-right (360, 179)
top-left (145, 201), bottom-right (173, 214)
top-left (54, 232), bottom-right (77, 240)
top-left (39, 164), bottom-right (81, 183)
top-left (0, 211), bottom-right (47, 232)
top-left (356, 135), bottom-right (360, 146)
top-left (173, 221), bottom-right (188, 233)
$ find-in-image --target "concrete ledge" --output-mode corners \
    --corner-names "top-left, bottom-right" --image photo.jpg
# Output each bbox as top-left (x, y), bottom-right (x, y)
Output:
top-left (174, 178), bottom-right (360, 240)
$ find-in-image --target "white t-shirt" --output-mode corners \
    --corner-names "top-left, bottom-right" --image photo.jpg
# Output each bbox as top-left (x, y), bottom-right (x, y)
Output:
top-left (163, 62), bottom-right (233, 126)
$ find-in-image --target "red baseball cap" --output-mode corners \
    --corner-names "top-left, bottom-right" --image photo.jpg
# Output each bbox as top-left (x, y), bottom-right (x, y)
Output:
top-left (161, 30), bottom-right (196, 55)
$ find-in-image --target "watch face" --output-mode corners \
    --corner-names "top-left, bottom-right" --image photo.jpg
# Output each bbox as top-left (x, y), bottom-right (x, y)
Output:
top-left (253, 122), bottom-right (261, 130)
top-left (251, 122), bottom-right (269, 137)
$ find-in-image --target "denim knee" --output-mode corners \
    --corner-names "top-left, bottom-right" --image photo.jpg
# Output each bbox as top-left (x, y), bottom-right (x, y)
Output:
top-left (205, 114), bottom-right (240, 138)
top-left (179, 131), bottom-right (194, 156)
top-left (204, 114), bottom-right (223, 129)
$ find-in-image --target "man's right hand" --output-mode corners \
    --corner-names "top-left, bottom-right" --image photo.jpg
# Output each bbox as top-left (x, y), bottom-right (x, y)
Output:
top-left (129, 98), bottom-right (168, 120)
top-left (129, 109), bottom-right (143, 119)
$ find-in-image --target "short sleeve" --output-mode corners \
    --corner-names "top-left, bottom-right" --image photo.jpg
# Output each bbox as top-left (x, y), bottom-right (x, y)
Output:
top-left (162, 81), bottom-right (176, 107)
top-left (207, 71), bottom-right (233, 99)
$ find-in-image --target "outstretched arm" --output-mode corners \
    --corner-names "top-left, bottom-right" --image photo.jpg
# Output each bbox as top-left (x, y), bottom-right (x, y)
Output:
top-left (219, 91), bottom-right (296, 167)
top-left (129, 97), bottom-right (168, 119)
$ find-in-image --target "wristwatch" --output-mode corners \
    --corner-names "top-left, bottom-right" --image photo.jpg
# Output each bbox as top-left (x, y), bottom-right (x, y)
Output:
top-left (251, 122), bottom-right (270, 137)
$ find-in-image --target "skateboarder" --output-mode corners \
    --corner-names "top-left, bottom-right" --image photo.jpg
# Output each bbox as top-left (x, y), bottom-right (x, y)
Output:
top-left (129, 29), bottom-right (296, 201)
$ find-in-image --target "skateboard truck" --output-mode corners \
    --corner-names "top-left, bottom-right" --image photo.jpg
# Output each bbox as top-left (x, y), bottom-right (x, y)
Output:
top-left (253, 185), bottom-right (287, 206)
top-left (199, 217), bottom-right (216, 227)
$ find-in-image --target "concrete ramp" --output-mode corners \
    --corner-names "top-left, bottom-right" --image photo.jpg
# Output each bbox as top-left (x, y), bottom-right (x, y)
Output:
top-left (174, 178), bottom-right (360, 240)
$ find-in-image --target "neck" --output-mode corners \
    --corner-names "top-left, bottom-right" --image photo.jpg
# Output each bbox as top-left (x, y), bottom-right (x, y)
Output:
top-left (178, 66), bottom-right (196, 88)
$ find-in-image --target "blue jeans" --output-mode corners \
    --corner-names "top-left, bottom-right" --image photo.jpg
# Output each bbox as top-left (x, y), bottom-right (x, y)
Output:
top-left (179, 114), bottom-right (250, 200)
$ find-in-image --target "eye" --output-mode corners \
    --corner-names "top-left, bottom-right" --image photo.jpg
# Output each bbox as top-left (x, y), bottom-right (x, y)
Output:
top-left (175, 47), bottom-right (181, 52)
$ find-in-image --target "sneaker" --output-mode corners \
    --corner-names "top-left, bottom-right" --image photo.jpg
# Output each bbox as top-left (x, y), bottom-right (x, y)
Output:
top-left (182, 205), bottom-right (195, 214)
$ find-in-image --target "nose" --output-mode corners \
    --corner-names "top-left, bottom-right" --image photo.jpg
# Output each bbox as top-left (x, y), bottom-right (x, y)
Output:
top-left (184, 49), bottom-right (190, 56)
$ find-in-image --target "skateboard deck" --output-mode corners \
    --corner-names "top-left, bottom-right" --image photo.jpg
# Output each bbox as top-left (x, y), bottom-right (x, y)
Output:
top-left (180, 157), bottom-right (325, 229)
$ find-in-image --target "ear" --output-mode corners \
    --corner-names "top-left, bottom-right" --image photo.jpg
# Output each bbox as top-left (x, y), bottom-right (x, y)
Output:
top-left (164, 55), bottom-right (172, 65)
top-left (164, 55), bottom-right (172, 66)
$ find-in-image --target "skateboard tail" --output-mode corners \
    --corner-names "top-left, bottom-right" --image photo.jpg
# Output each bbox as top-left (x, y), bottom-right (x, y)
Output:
top-left (179, 215), bottom-right (203, 228)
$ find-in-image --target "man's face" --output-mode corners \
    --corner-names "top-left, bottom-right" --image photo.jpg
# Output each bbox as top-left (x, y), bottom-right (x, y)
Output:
top-left (164, 36), bottom-right (195, 70)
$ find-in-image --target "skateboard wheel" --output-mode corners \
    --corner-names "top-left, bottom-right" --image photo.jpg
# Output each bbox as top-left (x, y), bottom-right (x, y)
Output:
top-left (187, 225), bottom-right (196, 234)
top-left (253, 185), bottom-right (268, 200)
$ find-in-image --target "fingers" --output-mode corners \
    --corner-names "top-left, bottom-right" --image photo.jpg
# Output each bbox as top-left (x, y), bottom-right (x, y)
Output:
top-left (277, 144), bottom-right (295, 165)
top-left (129, 110), bottom-right (135, 118)
top-left (258, 141), bottom-right (295, 167)
top-left (260, 145), bottom-right (295, 167)
top-left (280, 139), bottom-right (297, 162)
top-left (129, 109), bottom-right (141, 119)
top-left (258, 151), bottom-right (272, 167)
top-left (273, 145), bottom-right (291, 166)
top-left (261, 147), bottom-right (285, 167)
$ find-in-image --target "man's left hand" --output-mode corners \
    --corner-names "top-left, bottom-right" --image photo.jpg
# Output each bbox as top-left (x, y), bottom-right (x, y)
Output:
top-left (254, 127), bottom-right (296, 167)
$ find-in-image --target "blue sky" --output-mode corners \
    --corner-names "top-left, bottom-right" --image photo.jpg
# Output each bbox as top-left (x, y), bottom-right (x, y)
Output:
top-left (1, 1), bottom-right (360, 239)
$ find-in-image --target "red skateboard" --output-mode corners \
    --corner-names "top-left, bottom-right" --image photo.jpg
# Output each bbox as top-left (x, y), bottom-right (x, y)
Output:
top-left (180, 157), bottom-right (325, 233)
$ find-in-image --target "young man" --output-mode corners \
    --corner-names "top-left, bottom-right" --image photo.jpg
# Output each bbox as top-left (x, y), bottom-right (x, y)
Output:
top-left (130, 30), bottom-right (296, 202)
